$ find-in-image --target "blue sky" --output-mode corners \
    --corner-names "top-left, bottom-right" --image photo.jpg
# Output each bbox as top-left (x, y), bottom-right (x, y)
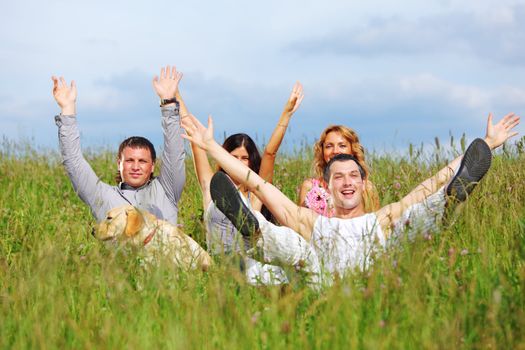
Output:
top-left (1, 0), bottom-right (524, 154)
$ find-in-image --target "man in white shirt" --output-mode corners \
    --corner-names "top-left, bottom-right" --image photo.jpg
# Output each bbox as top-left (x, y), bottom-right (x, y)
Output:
top-left (182, 113), bottom-right (519, 285)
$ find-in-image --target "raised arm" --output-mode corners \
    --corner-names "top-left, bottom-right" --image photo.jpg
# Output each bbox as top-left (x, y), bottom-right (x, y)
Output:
top-left (152, 65), bottom-right (186, 206)
top-left (182, 115), bottom-right (318, 240)
top-left (176, 90), bottom-right (214, 209)
top-left (52, 76), bottom-right (112, 219)
top-left (376, 112), bottom-right (520, 233)
top-left (259, 82), bottom-right (304, 183)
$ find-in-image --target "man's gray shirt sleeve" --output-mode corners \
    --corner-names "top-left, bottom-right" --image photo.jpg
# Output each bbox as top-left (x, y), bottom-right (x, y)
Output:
top-left (55, 114), bottom-right (114, 218)
top-left (158, 104), bottom-right (186, 206)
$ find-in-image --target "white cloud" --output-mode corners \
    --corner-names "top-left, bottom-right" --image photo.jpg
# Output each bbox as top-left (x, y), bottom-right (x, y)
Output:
top-left (288, 4), bottom-right (525, 66)
top-left (399, 74), bottom-right (491, 110)
top-left (1, 0), bottom-right (524, 151)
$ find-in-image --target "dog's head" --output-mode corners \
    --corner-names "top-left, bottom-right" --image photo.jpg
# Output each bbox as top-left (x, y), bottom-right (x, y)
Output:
top-left (94, 205), bottom-right (150, 245)
top-left (95, 205), bottom-right (213, 271)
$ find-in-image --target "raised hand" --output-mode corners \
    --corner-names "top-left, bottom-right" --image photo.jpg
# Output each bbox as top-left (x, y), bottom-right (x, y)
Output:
top-left (152, 65), bottom-right (183, 100)
top-left (51, 76), bottom-right (77, 115)
top-left (181, 114), bottom-right (215, 150)
top-left (484, 112), bottom-right (520, 149)
top-left (282, 81), bottom-right (304, 115)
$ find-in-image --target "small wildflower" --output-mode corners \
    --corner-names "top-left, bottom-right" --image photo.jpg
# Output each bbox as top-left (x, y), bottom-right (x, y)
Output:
top-left (493, 289), bottom-right (502, 304)
top-left (378, 319), bottom-right (386, 328)
top-left (281, 321), bottom-right (291, 334)
top-left (251, 311), bottom-right (261, 325)
top-left (393, 182), bottom-right (401, 190)
top-left (460, 249), bottom-right (468, 256)
top-left (342, 285), bottom-right (351, 296)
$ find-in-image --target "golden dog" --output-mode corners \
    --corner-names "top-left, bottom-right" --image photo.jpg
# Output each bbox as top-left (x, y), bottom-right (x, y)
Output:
top-left (94, 205), bottom-right (212, 271)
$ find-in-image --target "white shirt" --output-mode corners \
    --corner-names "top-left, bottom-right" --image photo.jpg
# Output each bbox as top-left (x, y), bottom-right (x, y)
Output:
top-left (311, 213), bottom-right (387, 275)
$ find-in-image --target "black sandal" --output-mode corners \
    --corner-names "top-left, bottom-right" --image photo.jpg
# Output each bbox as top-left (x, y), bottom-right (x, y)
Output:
top-left (210, 171), bottom-right (260, 237)
top-left (446, 138), bottom-right (492, 202)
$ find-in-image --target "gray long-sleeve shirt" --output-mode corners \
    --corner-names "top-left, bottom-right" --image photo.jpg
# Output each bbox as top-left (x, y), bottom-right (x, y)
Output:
top-left (55, 104), bottom-right (185, 224)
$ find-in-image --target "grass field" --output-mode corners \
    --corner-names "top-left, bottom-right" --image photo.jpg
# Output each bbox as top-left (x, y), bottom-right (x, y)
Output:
top-left (1, 136), bottom-right (525, 349)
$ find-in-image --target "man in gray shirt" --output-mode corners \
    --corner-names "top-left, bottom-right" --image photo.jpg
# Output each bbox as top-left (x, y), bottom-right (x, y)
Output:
top-left (52, 65), bottom-right (185, 225)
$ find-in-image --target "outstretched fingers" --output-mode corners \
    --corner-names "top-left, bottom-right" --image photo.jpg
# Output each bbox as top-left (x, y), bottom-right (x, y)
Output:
top-left (153, 65), bottom-right (183, 99)
top-left (486, 112), bottom-right (493, 131)
top-left (51, 76), bottom-right (74, 94)
top-left (503, 113), bottom-right (520, 130)
top-left (169, 65), bottom-right (177, 79)
top-left (286, 81), bottom-right (304, 114)
top-left (486, 112), bottom-right (522, 148)
top-left (296, 91), bottom-right (305, 106)
top-left (291, 81), bottom-right (303, 98)
top-left (207, 115), bottom-right (214, 134)
top-left (174, 70), bottom-right (183, 84)
top-left (495, 112), bottom-right (520, 134)
top-left (51, 76), bottom-right (77, 113)
top-left (181, 114), bottom-right (197, 134)
top-left (181, 114), bottom-right (211, 149)
top-left (51, 76), bottom-right (59, 93)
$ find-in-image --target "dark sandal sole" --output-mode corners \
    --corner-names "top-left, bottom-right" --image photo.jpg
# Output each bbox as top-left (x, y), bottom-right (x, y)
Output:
top-left (446, 138), bottom-right (492, 202)
top-left (210, 171), bottom-right (259, 237)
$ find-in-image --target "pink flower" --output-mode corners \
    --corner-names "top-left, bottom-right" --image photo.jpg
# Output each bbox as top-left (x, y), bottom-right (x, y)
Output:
top-left (305, 186), bottom-right (330, 213)
top-left (304, 179), bottom-right (335, 216)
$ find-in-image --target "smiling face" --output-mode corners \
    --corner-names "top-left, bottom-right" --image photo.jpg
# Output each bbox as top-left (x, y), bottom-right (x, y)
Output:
top-left (327, 159), bottom-right (366, 213)
top-left (323, 131), bottom-right (351, 163)
top-left (118, 146), bottom-right (155, 188)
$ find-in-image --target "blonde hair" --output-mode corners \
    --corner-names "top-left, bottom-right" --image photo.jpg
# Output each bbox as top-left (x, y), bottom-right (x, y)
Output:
top-left (313, 125), bottom-right (368, 178)
top-left (313, 125), bottom-right (380, 212)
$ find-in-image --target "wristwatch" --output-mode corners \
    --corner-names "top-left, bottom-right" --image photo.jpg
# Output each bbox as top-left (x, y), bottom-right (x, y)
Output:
top-left (160, 97), bottom-right (178, 107)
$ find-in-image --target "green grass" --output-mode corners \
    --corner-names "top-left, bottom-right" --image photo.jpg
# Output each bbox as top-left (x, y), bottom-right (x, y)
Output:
top-left (1, 136), bottom-right (525, 349)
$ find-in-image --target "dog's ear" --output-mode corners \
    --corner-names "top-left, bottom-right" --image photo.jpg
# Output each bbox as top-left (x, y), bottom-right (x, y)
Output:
top-left (124, 207), bottom-right (144, 237)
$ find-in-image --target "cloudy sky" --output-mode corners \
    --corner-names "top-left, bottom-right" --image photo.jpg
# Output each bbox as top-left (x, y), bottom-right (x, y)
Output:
top-left (1, 0), bottom-right (524, 154)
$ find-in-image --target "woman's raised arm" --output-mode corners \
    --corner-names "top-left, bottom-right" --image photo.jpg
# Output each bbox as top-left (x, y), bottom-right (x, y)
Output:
top-left (176, 91), bottom-right (214, 208)
top-left (259, 82), bottom-right (304, 183)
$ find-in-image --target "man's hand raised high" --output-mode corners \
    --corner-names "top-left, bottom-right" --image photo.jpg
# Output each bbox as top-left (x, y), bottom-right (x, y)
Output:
top-left (153, 65), bottom-right (183, 101)
top-left (52, 76), bottom-right (77, 115)
top-left (484, 112), bottom-right (520, 150)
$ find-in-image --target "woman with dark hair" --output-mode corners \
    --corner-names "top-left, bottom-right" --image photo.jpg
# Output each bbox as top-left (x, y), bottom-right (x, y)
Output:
top-left (220, 133), bottom-right (261, 174)
top-left (178, 83), bottom-right (303, 285)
